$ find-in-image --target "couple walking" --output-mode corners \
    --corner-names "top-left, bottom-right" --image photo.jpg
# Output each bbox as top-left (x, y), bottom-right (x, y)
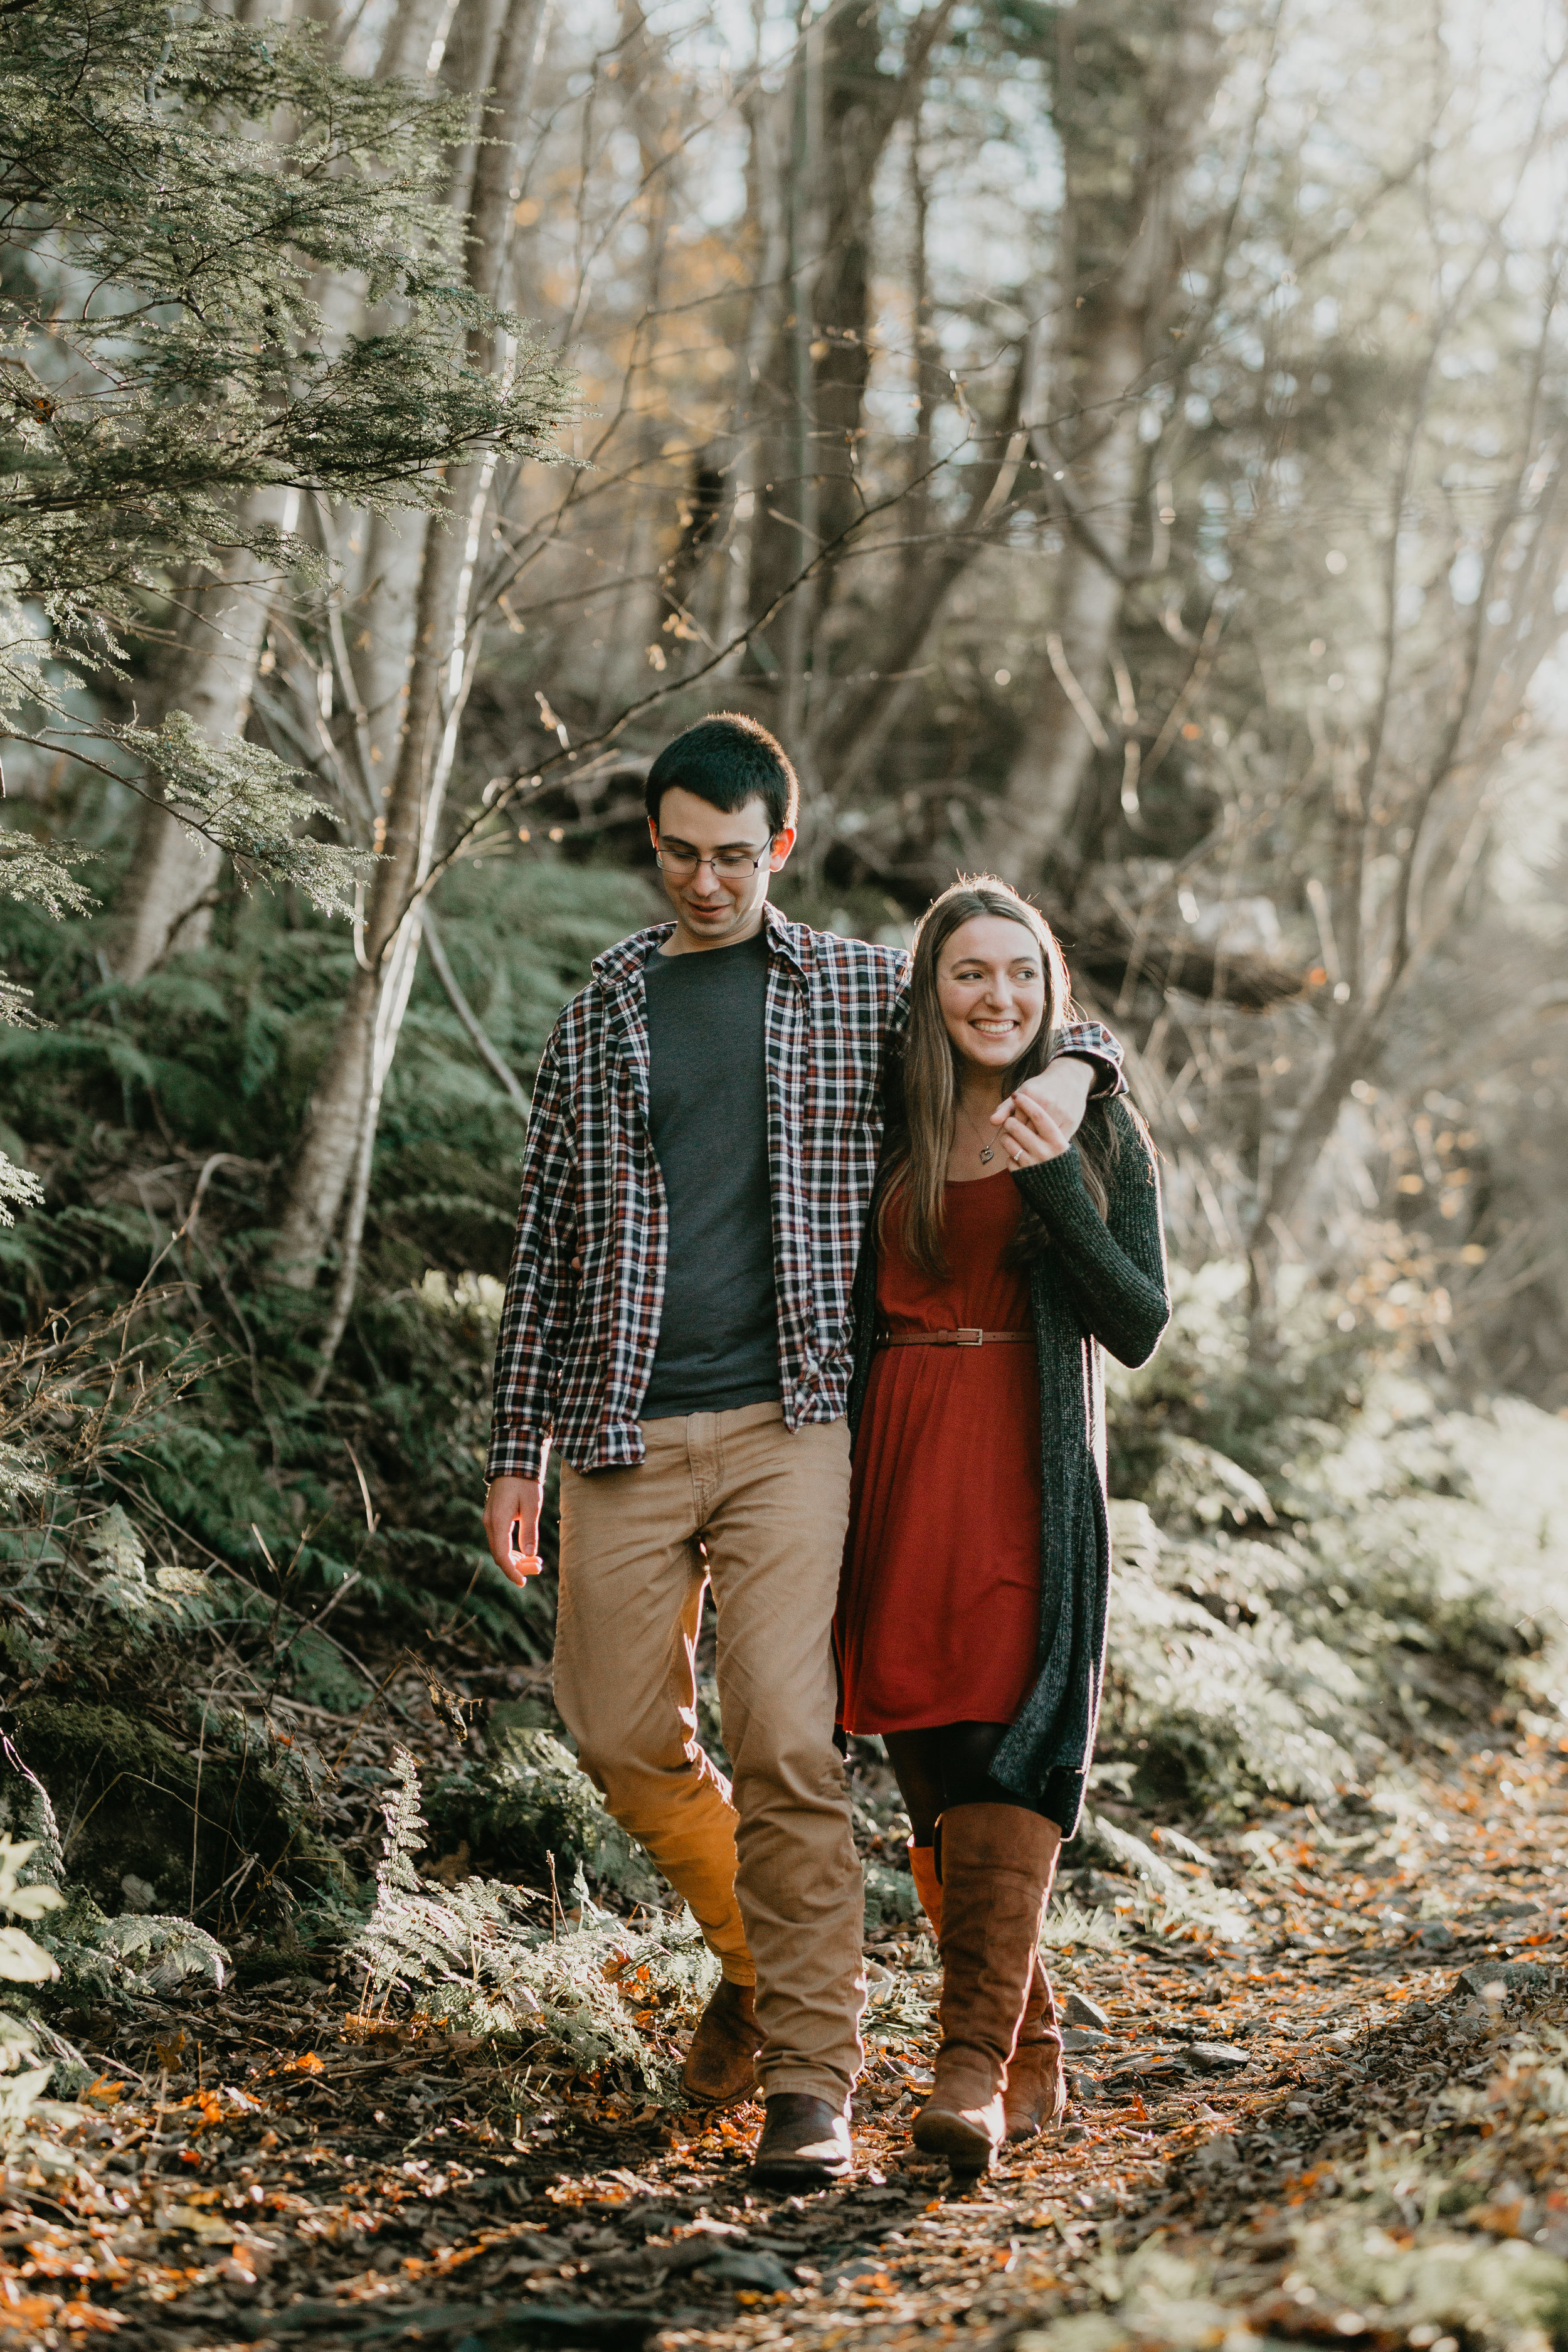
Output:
top-left (483, 714), bottom-right (1168, 2183)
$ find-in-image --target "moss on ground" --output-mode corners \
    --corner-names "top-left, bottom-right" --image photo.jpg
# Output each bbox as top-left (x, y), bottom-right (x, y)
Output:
top-left (10, 1697), bottom-right (349, 1925)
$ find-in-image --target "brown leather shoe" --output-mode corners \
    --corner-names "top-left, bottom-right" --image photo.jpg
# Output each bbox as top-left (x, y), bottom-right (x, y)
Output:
top-left (750, 2092), bottom-right (853, 2185)
top-left (909, 1838), bottom-right (1065, 2143)
top-left (911, 1805), bottom-right (1062, 2175)
top-left (681, 1978), bottom-right (761, 2109)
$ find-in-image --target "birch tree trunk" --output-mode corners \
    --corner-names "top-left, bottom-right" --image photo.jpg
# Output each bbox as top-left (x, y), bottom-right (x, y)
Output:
top-left (352, 511), bottom-right (431, 800)
top-left (115, 499), bottom-right (297, 980)
top-left (112, 0), bottom-right (457, 982)
top-left (273, 0), bottom-right (554, 1300)
top-left (114, 0), bottom-right (304, 978)
top-left (327, 0), bottom-right (505, 836)
top-left (377, 0), bottom-right (460, 80)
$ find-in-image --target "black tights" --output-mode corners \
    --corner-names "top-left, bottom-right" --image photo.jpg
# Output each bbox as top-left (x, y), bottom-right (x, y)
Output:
top-left (884, 1722), bottom-right (1049, 1848)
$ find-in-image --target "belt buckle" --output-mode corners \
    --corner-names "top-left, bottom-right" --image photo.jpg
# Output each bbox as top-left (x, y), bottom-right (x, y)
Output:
top-left (953, 1328), bottom-right (983, 1347)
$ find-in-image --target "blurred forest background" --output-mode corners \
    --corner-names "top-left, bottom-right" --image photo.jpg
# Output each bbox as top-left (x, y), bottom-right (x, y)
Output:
top-left (4, 0), bottom-right (1568, 2007)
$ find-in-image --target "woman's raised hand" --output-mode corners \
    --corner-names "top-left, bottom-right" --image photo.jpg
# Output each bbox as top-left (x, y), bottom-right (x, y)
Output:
top-left (993, 1057), bottom-right (1089, 1166)
top-left (996, 1090), bottom-right (1074, 1167)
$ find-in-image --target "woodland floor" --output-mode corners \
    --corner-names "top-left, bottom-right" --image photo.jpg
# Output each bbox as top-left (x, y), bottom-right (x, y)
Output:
top-left (7, 1726), bottom-right (1568, 2352)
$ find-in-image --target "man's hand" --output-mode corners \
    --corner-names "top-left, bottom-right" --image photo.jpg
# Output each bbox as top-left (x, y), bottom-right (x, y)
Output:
top-left (996, 1056), bottom-right (1093, 1163)
top-left (484, 1475), bottom-right (546, 1586)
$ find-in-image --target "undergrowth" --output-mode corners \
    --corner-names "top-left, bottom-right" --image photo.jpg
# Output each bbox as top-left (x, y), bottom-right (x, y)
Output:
top-left (2, 854), bottom-right (1566, 2041)
top-left (350, 1748), bottom-right (717, 2098)
top-left (1096, 1263), bottom-right (1568, 1826)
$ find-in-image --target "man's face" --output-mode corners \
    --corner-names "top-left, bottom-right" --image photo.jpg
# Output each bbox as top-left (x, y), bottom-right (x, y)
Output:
top-left (649, 787), bottom-right (795, 951)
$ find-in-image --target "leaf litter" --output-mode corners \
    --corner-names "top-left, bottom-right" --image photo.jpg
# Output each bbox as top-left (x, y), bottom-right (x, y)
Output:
top-left (6, 1278), bottom-right (1568, 2347)
top-left (0, 1725), bottom-right (1557, 2352)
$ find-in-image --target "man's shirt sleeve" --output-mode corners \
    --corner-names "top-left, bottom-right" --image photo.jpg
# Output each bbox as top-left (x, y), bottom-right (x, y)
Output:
top-left (1049, 1019), bottom-right (1126, 1099)
top-left (486, 1032), bottom-right (580, 1483)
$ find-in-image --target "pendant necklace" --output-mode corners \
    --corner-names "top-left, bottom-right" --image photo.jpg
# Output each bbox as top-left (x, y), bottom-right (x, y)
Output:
top-left (960, 1100), bottom-right (999, 1166)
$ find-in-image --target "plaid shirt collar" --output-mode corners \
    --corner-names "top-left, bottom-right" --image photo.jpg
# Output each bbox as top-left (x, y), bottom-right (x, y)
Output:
top-left (589, 899), bottom-right (814, 995)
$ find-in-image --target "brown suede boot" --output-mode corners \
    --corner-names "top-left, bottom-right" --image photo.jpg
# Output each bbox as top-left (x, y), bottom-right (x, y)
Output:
top-left (1004, 1961), bottom-right (1068, 2139)
top-left (681, 1978), bottom-right (761, 2108)
top-left (909, 1838), bottom-right (1065, 2142)
top-left (911, 1805), bottom-right (1062, 2175)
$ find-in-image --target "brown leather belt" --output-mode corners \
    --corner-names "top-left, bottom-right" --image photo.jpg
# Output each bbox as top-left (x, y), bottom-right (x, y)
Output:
top-left (876, 1328), bottom-right (1031, 1348)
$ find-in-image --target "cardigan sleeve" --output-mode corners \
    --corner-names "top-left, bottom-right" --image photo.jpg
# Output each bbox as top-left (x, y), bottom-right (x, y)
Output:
top-left (1013, 1107), bottom-right (1170, 1367)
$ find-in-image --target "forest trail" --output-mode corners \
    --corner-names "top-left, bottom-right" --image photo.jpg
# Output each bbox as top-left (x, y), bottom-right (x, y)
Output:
top-left (8, 1730), bottom-right (1567, 2352)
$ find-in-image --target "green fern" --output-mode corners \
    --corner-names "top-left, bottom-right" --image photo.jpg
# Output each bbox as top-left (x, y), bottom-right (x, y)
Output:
top-left (352, 1749), bottom-right (716, 2099)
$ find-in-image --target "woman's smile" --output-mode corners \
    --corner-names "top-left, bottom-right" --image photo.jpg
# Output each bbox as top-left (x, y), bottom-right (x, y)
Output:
top-left (937, 916), bottom-right (1048, 1073)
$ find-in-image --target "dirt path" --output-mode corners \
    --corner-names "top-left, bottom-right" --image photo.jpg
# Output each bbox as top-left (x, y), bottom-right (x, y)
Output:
top-left (8, 1733), bottom-right (1567, 2352)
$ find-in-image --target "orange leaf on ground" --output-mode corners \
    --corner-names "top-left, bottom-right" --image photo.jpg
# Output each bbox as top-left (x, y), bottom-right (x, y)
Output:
top-left (0, 2299), bottom-right (78, 2336)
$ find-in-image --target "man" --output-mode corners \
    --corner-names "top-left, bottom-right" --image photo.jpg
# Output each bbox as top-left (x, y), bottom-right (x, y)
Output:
top-left (483, 714), bottom-right (1121, 2186)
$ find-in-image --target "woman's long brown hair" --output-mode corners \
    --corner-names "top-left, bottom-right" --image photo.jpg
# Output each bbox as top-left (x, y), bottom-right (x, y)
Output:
top-left (876, 877), bottom-right (1122, 1279)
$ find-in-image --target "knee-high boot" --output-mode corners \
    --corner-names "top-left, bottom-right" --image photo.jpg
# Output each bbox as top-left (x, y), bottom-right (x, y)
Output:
top-left (1004, 1954), bottom-right (1068, 2139)
top-left (908, 1836), bottom-right (1066, 2142)
top-left (911, 1805), bottom-right (1061, 2173)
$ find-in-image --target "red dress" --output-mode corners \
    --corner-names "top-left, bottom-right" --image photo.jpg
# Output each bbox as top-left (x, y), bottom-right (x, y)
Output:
top-left (837, 1171), bottom-right (1042, 1732)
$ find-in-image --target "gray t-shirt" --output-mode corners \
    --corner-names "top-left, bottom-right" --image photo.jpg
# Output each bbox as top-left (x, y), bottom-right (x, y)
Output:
top-left (639, 930), bottom-right (781, 1421)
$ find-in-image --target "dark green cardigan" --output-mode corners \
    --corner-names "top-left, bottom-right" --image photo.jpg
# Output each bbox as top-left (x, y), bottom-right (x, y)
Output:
top-left (845, 1099), bottom-right (1170, 1839)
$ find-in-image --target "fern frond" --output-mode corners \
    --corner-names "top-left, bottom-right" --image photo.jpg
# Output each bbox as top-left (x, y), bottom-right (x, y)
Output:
top-left (352, 1750), bottom-right (717, 2101)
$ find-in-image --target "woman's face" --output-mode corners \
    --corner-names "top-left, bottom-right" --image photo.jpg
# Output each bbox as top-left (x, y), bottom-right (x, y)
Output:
top-left (935, 914), bottom-right (1047, 1076)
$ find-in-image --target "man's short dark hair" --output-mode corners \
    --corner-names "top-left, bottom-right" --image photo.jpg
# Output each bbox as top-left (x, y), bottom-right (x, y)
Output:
top-left (644, 714), bottom-right (799, 838)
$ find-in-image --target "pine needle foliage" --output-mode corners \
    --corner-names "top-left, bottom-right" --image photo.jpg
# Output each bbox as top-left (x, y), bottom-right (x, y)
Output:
top-left (115, 719), bottom-right (376, 918)
top-left (0, 0), bottom-right (575, 995)
top-left (0, 1153), bottom-right (40, 1228)
top-left (1, 0), bottom-right (572, 595)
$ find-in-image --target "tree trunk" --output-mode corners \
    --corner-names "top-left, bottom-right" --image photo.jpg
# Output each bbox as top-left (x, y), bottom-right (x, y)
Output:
top-left (716, 72), bottom-right (790, 668)
top-left (353, 510), bottom-right (431, 803)
top-left (273, 502), bottom-right (474, 1283)
top-left (378, 0), bottom-right (460, 80)
top-left (273, 0), bottom-right (553, 1293)
top-left (980, 0), bottom-right (1222, 891)
top-left (324, 0), bottom-right (506, 829)
top-left (112, 0), bottom-right (461, 982)
top-left (115, 493), bottom-right (299, 980)
top-left (744, 1), bottom-right (954, 698)
top-left (1247, 460), bottom-right (1568, 1300)
top-left (823, 358), bottom-right (1026, 806)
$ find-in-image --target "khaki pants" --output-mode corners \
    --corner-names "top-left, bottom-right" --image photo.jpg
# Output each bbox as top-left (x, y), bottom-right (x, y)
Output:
top-left (554, 1404), bottom-right (864, 2107)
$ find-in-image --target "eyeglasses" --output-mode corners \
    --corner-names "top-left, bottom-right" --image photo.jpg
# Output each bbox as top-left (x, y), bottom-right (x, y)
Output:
top-left (655, 839), bottom-right (774, 880)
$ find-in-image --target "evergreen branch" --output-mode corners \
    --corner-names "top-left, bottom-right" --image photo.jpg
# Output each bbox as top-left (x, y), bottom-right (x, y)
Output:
top-left (0, 834), bottom-right (95, 919)
top-left (0, 718), bottom-right (374, 916)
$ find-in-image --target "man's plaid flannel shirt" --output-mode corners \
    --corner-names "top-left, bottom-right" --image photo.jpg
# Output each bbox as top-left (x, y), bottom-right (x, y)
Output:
top-left (486, 903), bottom-right (1124, 1481)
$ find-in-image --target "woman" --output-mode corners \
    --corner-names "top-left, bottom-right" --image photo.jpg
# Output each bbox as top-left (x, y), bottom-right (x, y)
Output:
top-left (839, 877), bottom-right (1168, 2175)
